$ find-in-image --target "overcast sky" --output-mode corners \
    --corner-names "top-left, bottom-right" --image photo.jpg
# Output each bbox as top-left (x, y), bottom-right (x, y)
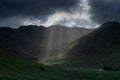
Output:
top-left (0, 0), bottom-right (120, 28)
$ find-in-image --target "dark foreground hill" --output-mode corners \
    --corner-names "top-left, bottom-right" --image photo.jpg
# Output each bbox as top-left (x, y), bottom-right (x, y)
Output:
top-left (65, 21), bottom-right (120, 68)
top-left (0, 25), bottom-right (93, 62)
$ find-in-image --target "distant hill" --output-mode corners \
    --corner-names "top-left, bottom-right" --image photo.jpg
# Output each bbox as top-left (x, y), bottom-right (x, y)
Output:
top-left (0, 25), bottom-right (93, 62)
top-left (65, 21), bottom-right (120, 68)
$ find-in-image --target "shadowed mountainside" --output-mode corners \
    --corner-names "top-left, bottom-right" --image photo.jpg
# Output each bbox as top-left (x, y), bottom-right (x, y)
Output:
top-left (65, 21), bottom-right (120, 68)
top-left (0, 25), bottom-right (93, 62)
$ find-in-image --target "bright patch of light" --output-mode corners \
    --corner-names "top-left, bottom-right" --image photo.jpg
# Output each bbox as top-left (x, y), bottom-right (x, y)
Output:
top-left (43, 12), bottom-right (67, 26)
top-left (23, 19), bottom-right (42, 25)
top-left (23, 0), bottom-right (98, 28)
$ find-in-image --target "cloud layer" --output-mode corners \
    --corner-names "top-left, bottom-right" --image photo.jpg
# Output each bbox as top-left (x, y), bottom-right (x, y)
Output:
top-left (23, 0), bottom-right (96, 28)
top-left (0, 0), bottom-right (120, 27)
top-left (89, 0), bottom-right (120, 24)
top-left (0, 0), bottom-right (79, 19)
top-left (0, 0), bottom-right (81, 27)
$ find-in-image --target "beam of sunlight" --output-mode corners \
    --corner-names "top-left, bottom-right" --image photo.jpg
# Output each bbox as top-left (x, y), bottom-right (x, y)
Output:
top-left (40, 26), bottom-right (68, 64)
top-left (39, 25), bottom-right (93, 65)
top-left (22, 0), bottom-right (97, 65)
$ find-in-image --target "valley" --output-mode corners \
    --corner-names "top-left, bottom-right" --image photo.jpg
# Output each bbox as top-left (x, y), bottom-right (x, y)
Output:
top-left (1, 22), bottom-right (120, 80)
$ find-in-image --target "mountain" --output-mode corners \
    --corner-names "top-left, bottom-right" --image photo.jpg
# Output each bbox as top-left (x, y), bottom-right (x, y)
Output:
top-left (42, 25), bottom-right (93, 62)
top-left (0, 25), bottom-right (93, 62)
top-left (1, 22), bottom-right (120, 80)
top-left (0, 26), bottom-right (46, 61)
top-left (1, 23), bottom-right (120, 80)
top-left (65, 21), bottom-right (120, 68)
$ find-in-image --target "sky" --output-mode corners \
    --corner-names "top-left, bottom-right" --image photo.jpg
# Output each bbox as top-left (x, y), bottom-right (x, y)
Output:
top-left (0, 0), bottom-right (120, 28)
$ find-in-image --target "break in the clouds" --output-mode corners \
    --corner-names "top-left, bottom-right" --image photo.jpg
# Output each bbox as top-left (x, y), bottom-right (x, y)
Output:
top-left (41, 0), bottom-right (96, 28)
top-left (24, 0), bottom-right (96, 28)
top-left (0, 0), bottom-right (120, 28)
top-left (0, 0), bottom-right (80, 27)
top-left (0, 0), bottom-right (96, 28)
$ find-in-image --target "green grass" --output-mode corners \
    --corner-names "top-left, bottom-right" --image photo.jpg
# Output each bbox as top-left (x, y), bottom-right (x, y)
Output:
top-left (76, 69), bottom-right (120, 80)
top-left (0, 56), bottom-right (67, 80)
top-left (0, 56), bottom-right (120, 80)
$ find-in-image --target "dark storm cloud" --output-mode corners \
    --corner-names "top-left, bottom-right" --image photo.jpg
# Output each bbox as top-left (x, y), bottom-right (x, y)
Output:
top-left (89, 0), bottom-right (120, 24)
top-left (0, 0), bottom-right (80, 19)
top-left (0, 16), bottom-right (25, 27)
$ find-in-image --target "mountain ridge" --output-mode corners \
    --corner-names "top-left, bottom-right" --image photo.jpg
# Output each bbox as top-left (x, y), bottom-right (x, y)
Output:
top-left (64, 21), bottom-right (120, 67)
top-left (0, 25), bottom-right (93, 62)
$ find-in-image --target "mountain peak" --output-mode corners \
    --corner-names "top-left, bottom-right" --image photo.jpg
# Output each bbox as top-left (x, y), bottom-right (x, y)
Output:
top-left (18, 25), bottom-right (46, 30)
top-left (65, 21), bottom-right (120, 67)
top-left (18, 25), bottom-right (46, 34)
top-left (99, 21), bottom-right (120, 29)
top-left (48, 25), bottom-right (69, 30)
top-left (103, 21), bottom-right (120, 25)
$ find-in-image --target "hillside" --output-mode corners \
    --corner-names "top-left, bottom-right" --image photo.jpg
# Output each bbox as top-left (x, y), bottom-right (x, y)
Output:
top-left (0, 25), bottom-right (93, 62)
top-left (1, 22), bottom-right (120, 80)
top-left (0, 55), bottom-right (79, 80)
top-left (1, 54), bottom-right (120, 80)
top-left (65, 21), bottom-right (120, 68)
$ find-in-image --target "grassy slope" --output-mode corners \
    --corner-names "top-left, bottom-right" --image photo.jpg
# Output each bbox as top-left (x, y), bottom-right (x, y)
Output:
top-left (1, 56), bottom-right (120, 80)
top-left (0, 56), bottom-right (62, 80)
